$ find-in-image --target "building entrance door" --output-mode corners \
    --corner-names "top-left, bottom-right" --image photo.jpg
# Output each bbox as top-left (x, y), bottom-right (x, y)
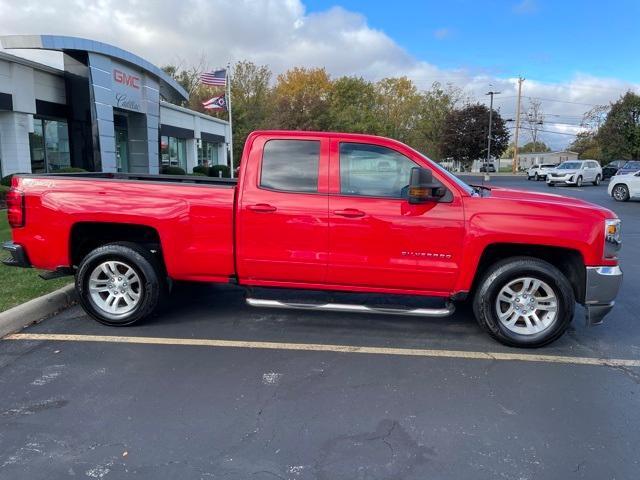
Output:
top-left (114, 114), bottom-right (129, 173)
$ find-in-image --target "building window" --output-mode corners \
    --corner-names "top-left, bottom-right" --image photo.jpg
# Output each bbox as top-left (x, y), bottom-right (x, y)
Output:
top-left (160, 135), bottom-right (187, 170)
top-left (198, 140), bottom-right (219, 167)
top-left (29, 118), bottom-right (70, 173)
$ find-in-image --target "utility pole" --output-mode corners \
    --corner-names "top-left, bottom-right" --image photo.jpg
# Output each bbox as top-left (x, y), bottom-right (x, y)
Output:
top-left (512, 76), bottom-right (524, 173)
top-left (485, 90), bottom-right (500, 180)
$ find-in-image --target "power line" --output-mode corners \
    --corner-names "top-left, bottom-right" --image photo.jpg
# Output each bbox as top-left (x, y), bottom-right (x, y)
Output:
top-left (521, 95), bottom-right (600, 107)
top-left (510, 126), bottom-right (582, 137)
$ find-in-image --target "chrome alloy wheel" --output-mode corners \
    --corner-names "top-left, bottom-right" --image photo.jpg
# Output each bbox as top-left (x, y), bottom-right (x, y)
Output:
top-left (495, 277), bottom-right (558, 335)
top-left (88, 261), bottom-right (142, 317)
top-left (613, 185), bottom-right (628, 201)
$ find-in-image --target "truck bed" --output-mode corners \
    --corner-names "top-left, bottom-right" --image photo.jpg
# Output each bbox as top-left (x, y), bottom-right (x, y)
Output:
top-left (11, 173), bottom-right (237, 282)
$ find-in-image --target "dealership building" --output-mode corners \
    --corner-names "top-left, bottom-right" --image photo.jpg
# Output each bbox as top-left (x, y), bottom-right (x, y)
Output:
top-left (0, 35), bottom-right (230, 178)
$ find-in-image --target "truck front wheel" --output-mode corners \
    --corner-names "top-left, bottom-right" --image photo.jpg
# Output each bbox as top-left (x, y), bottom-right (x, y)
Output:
top-left (473, 257), bottom-right (575, 348)
top-left (76, 242), bottom-right (165, 326)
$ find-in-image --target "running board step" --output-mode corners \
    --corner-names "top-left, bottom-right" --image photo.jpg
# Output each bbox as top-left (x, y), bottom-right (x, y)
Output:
top-left (246, 298), bottom-right (455, 318)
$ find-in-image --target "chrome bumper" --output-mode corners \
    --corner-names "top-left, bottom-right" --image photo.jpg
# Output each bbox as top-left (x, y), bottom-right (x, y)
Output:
top-left (584, 265), bottom-right (623, 325)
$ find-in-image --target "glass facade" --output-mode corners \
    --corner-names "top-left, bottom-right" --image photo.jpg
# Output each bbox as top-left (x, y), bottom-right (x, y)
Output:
top-left (29, 118), bottom-right (71, 173)
top-left (198, 140), bottom-right (219, 167)
top-left (160, 135), bottom-right (187, 170)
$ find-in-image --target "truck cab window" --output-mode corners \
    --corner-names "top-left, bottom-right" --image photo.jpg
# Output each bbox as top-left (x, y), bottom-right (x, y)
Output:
top-left (339, 143), bottom-right (418, 198)
top-left (260, 140), bottom-right (320, 192)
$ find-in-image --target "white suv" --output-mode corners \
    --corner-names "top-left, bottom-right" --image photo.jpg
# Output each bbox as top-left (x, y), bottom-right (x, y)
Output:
top-left (608, 171), bottom-right (640, 201)
top-left (527, 163), bottom-right (557, 181)
top-left (546, 160), bottom-right (602, 187)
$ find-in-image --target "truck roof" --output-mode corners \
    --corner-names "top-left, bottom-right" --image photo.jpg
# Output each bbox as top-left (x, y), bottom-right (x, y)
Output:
top-left (248, 130), bottom-right (413, 148)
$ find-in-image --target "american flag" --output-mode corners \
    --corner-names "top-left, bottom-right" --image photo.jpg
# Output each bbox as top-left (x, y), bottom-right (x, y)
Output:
top-left (200, 69), bottom-right (226, 87)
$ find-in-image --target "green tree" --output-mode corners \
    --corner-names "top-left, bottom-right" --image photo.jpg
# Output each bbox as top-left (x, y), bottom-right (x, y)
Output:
top-left (414, 82), bottom-right (461, 160)
top-left (374, 77), bottom-right (422, 144)
top-left (271, 67), bottom-right (332, 130)
top-left (570, 132), bottom-right (602, 159)
top-left (596, 91), bottom-right (640, 160)
top-left (328, 76), bottom-right (379, 133)
top-left (439, 103), bottom-right (509, 166)
top-left (228, 61), bottom-right (273, 167)
top-left (520, 141), bottom-right (551, 153)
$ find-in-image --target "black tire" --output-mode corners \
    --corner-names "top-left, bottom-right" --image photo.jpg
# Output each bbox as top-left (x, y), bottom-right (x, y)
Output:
top-left (593, 174), bottom-right (601, 186)
top-left (76, 242), bottom-right (166, 326)
top-left (575, 175), bottom-right (583, 187)
top-left (547, 182), bottom-right (555, 187)
top-left (472, 257), bottom-right (575, 348)
top-left (612, 184), bottom-right (630, 202)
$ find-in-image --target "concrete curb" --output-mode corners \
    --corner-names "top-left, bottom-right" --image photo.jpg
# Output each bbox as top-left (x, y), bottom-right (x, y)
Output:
top-left (0, 284), bottom-right (77, 338)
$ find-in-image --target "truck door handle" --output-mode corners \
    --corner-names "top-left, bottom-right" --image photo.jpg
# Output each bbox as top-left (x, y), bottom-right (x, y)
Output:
top-left (247, 203), bottom-right (277, 213)
top-left (333, 208), bottom-right (365, 218)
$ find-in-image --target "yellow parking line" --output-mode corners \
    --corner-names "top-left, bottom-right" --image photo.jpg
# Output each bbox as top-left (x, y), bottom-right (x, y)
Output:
top-left (5, 333), bottom-right (640, 368)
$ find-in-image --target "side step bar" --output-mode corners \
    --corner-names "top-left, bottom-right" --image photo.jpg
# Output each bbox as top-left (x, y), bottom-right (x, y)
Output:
top-left (246, 298), bottom-right (455, 318)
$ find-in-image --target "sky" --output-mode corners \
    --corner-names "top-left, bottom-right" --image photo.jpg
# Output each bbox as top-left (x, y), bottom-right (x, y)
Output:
top-left (1, 0), bottom-right (639, 150)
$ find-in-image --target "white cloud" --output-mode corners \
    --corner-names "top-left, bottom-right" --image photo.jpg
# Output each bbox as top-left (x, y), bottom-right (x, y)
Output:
top-left (0, 0), bottom-right (638, 149)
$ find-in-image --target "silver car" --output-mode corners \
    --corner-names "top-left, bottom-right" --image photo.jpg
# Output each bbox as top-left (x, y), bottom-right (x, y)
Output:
top-left (546, 160), bottom-right (603, 187)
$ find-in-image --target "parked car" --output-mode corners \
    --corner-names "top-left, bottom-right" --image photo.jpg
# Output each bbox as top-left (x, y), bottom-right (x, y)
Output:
top-left (615, 160), bottom-right (640, 177)
top-left (602, 160), bottom-right (626, 179)
top-left (479, 162), bottom-right (496, 172)
top-left (3, 131), bottom-right (622, 348)
top-left (546, 160), bottom-right (602, 187)
top-left (608, 171), bottom-right (640, 201)
top-left (527, 163), bottom-right (557, 181)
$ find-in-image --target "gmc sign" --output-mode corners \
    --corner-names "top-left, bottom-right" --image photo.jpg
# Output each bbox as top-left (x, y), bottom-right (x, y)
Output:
top-left (113, 69), bottom-right (140, 89)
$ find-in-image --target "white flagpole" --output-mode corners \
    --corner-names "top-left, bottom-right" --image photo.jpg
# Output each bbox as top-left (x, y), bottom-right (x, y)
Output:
top-left (226, 62), bottom-right (234, 178)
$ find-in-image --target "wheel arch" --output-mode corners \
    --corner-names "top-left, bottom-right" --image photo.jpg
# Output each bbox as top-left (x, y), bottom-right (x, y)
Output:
top-left (470, 243), bottom-right (586, 304)
top-left (69, 222), bottom-right (164, 269)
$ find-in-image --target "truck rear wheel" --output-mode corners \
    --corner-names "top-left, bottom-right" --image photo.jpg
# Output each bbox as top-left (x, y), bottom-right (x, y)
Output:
top-left (76, 242), bottom-right (165, 326)
top-left (473, 257), bottom-right (575, 348)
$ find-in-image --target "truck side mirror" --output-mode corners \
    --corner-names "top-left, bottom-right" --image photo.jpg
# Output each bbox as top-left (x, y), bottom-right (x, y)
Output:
top-left (408, 167), bottom-right (445, 204)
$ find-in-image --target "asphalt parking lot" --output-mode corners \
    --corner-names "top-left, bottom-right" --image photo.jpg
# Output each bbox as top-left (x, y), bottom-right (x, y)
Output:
top-left (1, 175), bottom-right (639, 480)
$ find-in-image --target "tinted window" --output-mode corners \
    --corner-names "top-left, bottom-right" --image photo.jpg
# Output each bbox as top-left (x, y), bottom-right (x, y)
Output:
top-left (340, 143), bottom-right (418, 197)
top-left (623, 161), bottom-right (640, 169)
top-left (260, 140), bottom-right (320, 192)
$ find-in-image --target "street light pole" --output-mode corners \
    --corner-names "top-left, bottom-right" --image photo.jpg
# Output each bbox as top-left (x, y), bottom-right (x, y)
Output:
top-left (485, 90), bottom-right (500, 180)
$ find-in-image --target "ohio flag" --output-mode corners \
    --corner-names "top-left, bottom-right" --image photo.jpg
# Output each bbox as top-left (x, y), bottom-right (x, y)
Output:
top-left (202, 94), bottom-right (227, 110)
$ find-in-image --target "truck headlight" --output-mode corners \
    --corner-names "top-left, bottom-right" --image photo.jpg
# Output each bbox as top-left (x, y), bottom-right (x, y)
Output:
top-left (604, 219), bottom-right (622, 259)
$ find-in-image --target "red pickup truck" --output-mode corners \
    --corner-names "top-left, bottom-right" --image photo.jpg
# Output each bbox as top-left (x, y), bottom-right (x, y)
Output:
top-left (3, 131), bottom-right (623, 347)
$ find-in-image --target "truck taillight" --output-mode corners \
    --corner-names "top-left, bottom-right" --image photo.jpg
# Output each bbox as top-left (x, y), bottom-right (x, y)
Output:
top-left (6, 189), bottom-right (25, 228)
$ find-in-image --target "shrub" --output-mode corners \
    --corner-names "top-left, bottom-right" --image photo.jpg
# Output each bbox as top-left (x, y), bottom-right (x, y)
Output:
top-left (1, 173), bottom-right (29, 187)
top-left (209, 165), bottom-right (230, 178)
top-left (54, 167), bottom-right (87, 173)
top-left (161, 166), bottom-right (186, 176)
top-left (189, 172), bottom-right (207, 176)
top-left (0, 185), bottom-right (9, 207)
top-left (192, 165), bottom-right (208, 176)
